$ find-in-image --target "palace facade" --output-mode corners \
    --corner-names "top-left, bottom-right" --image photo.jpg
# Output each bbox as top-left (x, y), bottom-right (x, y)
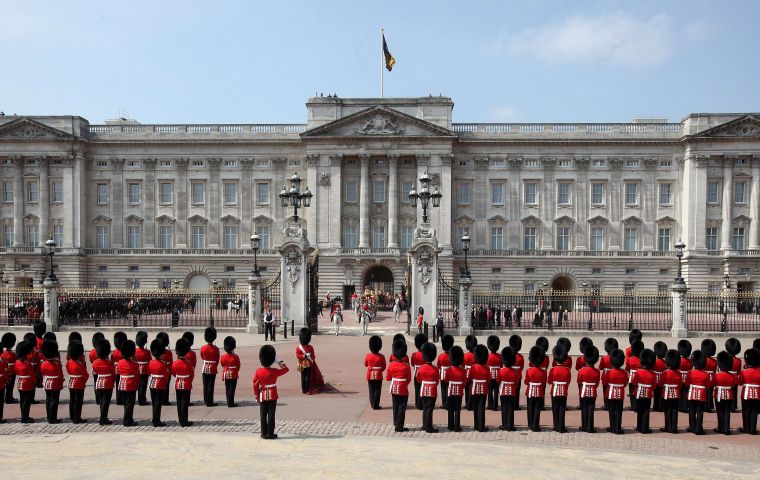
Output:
top-left (1, 96), bottom-right (759, 299)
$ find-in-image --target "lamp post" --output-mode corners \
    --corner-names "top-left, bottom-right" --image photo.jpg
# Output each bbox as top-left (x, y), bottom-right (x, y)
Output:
top-left (251, 233), bottom-right (261, 276)
top-left (408, 171), bottom-right (442, 224)
top-left (461, 232), bottom-right (471, 278)
top-left (674, 239), bottom-right (686, 285)
top-left (582, 281), bottom-right (593, 331)
top-left (173, 279), bottom-right (179, 290)
top-left (210, 279), bottom-right (218, 325)
top-left (45, 236), bottom-right (57, 283)
top-left (278, 172), bottom-right (312, 221)
top-left (722, 273), bottom-right (730, 332)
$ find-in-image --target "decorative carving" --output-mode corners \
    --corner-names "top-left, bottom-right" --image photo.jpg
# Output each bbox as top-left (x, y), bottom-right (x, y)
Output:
top-left (358, 154), bottom-right (371, 165)
top-left (143, 158), bottom-right (157, 168)
top-left (541, 157), bottom-right (557, 169)
top-left (644, 158), bottom-right (658, 169)
top-left (695, 156), bottom-right (709, 168)
top-left (440, 154), bottom-right (453, 166)
top-left (273, 158), bottom-right (287, 168)
top-left (7, 125), bottom-right (49, 139)
top-left (417, 251), bottom-right (434, 293)
top-left (574, 157), bottom-right (590, 169)
top-left (430, 173), bottom-right (440, 186)
top-left (387, 154), bottom-right (399, 165)
top-left (509, 157), bottom-right (523, 169)
top-left (207, 158), bottom-right (222, 168)
top-left (353, 114), bottom-right (405, 135)
top-left (286, 250), bottom-right (302, 294)
top-left (329, 154), bottom-right (343, 166)
top-left (111, 158), bottom-right (125, 169)
top-left (59, 156), bottom-right (74, 167)
top-left (719, 120), bottom-right (760, 137)
top-left (415, 154), bottom-right (430, 166)
top-left (474, 156), bottom-right (489, 169)
top-left (175, 158), bottom-right (189, 168)
top-left (305, 154), bottom-right (319, 167)
top-left (608, 157), bottom-right (624, 169)
top-left (240, 157), bottom-right (255, 167)
top-left (284, 223), bottom-right (304, 239)
top-left (319, 172), bottom-right (330, 186)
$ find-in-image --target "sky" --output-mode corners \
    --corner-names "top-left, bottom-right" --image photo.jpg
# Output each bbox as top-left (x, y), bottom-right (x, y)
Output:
top-left (1, 0), bottom-right (759, 124)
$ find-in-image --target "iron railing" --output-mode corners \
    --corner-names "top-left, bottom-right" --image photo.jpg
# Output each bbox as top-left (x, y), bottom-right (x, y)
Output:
top-left (687, 291), bottom-right (760, 332)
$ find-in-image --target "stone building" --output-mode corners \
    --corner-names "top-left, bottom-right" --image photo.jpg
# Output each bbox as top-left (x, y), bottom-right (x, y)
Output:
top-left (0, 97), bottom-right (759, 299)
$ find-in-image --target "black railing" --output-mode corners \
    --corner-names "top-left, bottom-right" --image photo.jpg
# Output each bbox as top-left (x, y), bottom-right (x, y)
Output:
top-left (687, 291), bottom-right (760, 332)
top-left (437, 269), bottom-right (459, 329)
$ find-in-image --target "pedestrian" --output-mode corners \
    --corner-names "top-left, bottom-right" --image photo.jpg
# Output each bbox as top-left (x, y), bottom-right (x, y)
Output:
top-left (171, 304), bottom-right (181, 327)
top-left (714, 351), bottom-right (738, 434)
top-left (331, 305), bottom-right (343, 336)
top-left (393, 298), bottom-right (401, 323)
top-left (253, 345), bottom-right (289, 440)
top-left (117, 340), bottom-right (139, 427)
top-left (416, 307), bottom-right (424, 335)
top-left (548, 345), bottom-right (570, 433)
top-left (14, 340), bottom-right (36, 423)
top-left (200, 326), bottom-right (220, 407)
top-left (173, 338), bottom-right (194, 427)
top-left (578, 346), bottom-right (601, 433)
top-left (148, 339), bottom-right (168, 427)
top-left (632, 348), bottom-right (656, 434)
top-left (416, 342), bottom-right (439, 433)
top-left (525, 346), bottom-right (547, 432)
top-left (498, 346), bottom-right (520, 431)
top-left (134, 331), bottom-right (151, 406)
top-left (386, 340), bottom-right (411, 432)
top-left (365, 335), bottom-right (386, 410)
top-left (91, 339), bottom-right (114, 425)
top-left (659, 349), bottom-right (682, 434)
top-left (220, 336), bottom-right (240, 407)
top-left (40, 339), bottom-right (64, 424)
top-left (738, 348), bottom-right (759, 434)
top-left (443, 346), bottom-right (466, 431)
top-left (685, 350), bottom-right (710, 435)
top-left (264, 309), bottom-right (276, 341)
top-left (65, 341), bottom-right (88, 424)
top-left (435, 312), bottom-right (444, 341)
top-left (438, 335), bottom-right (453, 409)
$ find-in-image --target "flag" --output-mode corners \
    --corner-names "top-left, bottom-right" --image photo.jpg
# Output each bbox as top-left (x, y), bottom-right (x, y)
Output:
top-left (383, 33), bottom-right (395, 71)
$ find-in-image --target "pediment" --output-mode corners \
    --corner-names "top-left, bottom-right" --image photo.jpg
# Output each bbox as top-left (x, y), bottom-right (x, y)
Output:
top-left (521, 215), bottom-right (541, 224)
top-left (733, 214), bottom-right (752, 223)
top-left (622, 215), bottom-right (642, 224)
top-left (0, 117), bottom-right (73, 141)
top-left (588, 215), bottom-right (608, 224)
top-left (300, 106), bottom-right (455, 139)
top-left (253, 215), bottom-right (273, 225)
top-left (187, 215), bottom-right (207, 223)
top-left (220, 215), bottom-right (240, 224)
top-left (155, 215), bottom-right (176, 224)
top-left (23, 213), bottom-right (39, 221)
top-left (454, 214), bottom-right (475, 224)
top-left (124, 214), bottom-right (144, 223)
top-left (553, 215), bottom-right (575, 224)
top-left (688, 115), bottom-right (760, 140)
top-left (487, 214), bottom-right (508, 224)
top-left (92, 215), bottom-right (112, 223)
top-left (656, 215), bottom-right (676, 223)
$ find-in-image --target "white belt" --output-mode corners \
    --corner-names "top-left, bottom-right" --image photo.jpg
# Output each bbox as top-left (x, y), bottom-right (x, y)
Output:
top-left (371, 366), bottom-right (383, 369)
top-left (176, 375), bottom-right (191, 378)
top-left (422, 381), bottom-right (437, 385)
top-left (136, 361), bottom-right (148, 365)
top-left (744, 383), bottom-right (760, 388)
top-left (511, 366), bottom-right (522, 370)
top-left (262, 384), bottom-right (276, 388)
top-left (150, 374), bottom-right (164, 379)
top-left (690, 385), bottom-right (705, 389)
top-left (69, 375), bottom-right (83, 378)
top-left (121, 375), bottom-right (135, 379)
top-left (17, 375), bottom-right (31, 379)
top-left (43, 376), bottom-right (59, 381)
top-left (636, 383), bottom-right (652, 397)
top-left (226, 366), bottom-right (238, 369)
top-left (716, 385), bottom-right (732, 398)
top-left (98, 374), bottom-right (112, 377)
top-left (202, 360), bottom-right (217, 364)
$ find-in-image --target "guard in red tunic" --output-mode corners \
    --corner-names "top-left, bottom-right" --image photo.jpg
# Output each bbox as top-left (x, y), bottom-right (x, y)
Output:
top-left (411, 333), bottom-right (428, 410)
top-left (438, 335), bottom-right (454, 409)
top-left (652, 341), bottom-right (668, 412)
top-left (112, 331), bottom-right (127, 406)
top-left (573, 337), bottom-right (592, 370)
top-left (66, 341), bottom-right (88, 424)
top-left (469, 344), bottom-right (491, 432)
top-left (625, 339), bottom-right (644, 412)
top-left (22, 332), bottom-right (40, 405)
top-left (497, 346), bottom-right (520, 431)
top-left (386, 340), bottom-right (412, 432)
top-left (2, 333), bottom-right (17, 405)
top-left (220, 336), bottom-right (240, 407)
top-left (148, 339), bottom-right (169, 427)
top-left (156, 332), bottom-right (173, 406)
top-left (134, 331), bottom-right (151, 406)
top-left (173, 338), bottom-right (194, 427)
top-left (625, 329), bottom-right (643, 361)
top-left (415, 342), bottom-right (440, 433)
top-left (15, 340), bottom-right (36, 423)
top-left (182, 332), bottom-right (197, 369)
top-left (577, 346), bottom-right (601, 433)
top-left (632, 348), bottom-right (657, 434)
top-left (390, 333), bottom-right (409, 364)
top-left (599, 337), bottom-right (618, 411)
top-left (117, 340), bottom-right (139, 427)
top-left (0, 346), bottom-right (5, 422)
top-left (33, 321), bottom-right (46, 389)
top-left (548, 345), bottom-right (571, 433)
top-left (509, 335), bottom-right (525, 410)
top-left (296, 328), bottom-right (316, 394)
top-left (91, 339), bottom-right (114, 425)
top-left (485, 336), bottom-right (501, 411)
top-left (659, 349), bottom-right (682, 434)
top-left (40, 339), bottom-right (64, 424)
top-left (677, 340), bottom-right (693, 413)
top-left (554, 337), bottom-right (573, 369)
top-left (738, 348), bottom-right (759, 434)
top-left (253, 344), bottom-right (289, 439)
top-left (88, 332), bottom-right (104, 403)
top-left (200, 326), bottom-right (220, 407)
top-left (700, 339), bottom-right (718, 413)
top-left (685, 350), bottom-right (710, 435)
top-left (463, 335), bottom-right (477, 411)
top-left (365, 335), bottom-right (386, 410)
top-left (724, 338), bottom-right (742, 412)
top-left (602, 349), bottom-right (627, 434)
top-left (525, 345), bottom-right (547, 432)
top-left (443, 345), bottom-right (466, 431)
top-left (714, 351), bottom-right (737, 434)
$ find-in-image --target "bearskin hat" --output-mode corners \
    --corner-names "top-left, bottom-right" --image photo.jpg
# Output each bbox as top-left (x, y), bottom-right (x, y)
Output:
top-left (68, 332), bottom-right (82, 345)
top-left (441, 334), bottom-right (454, 353)
top-left (299, 327), bottom-right (312, 346)
top-left (33, 320), bottom-right (46, 338)
top-left (753, 338), bottom-right (760, 351)
top-left (665, 349), bottom-right (681, 370)
top-left (113, 331), bottom-right (127, 350)
top-left (509, 334), bottom-right (522, 352)
top-left (529, 345), bottom-right (546, 367)
top-left (91, 332), bottom-right (104, 348)
top-left (474, 344), bottom-right (489, 365)
top-left (68, 341), bottom-right (84, 361)
top-left (23, 332), bottom-right (36, 345)
top-left (725, 338), bottom-right (741, 356)
top-left (501, 346), bottom-right (516, 368)
top-left (610, 349), bottom-right (625, 369)
top-left (717, 351), bottom-right (733, 372)
top-left (628, 328), bottom-right (643, 345)
top-left (120, 340), bottom-right (136, 359)
top-left (579, 337), bottom-right (594, 354)
top-left (677, 339), bottom-right (692, 358)
top-left (392, 340), bottom-right (407, 360)
top-left (150, 339), bottom-right (165, 359)
top-left (43, 332), bottom-right (56, 342)
top-left (640, 348), bottom-right (656, 370)
top-left (630, 339), bottom-right (644, 357)
top-left (604, 337), bottom-right (619, 354)
top-left (204, 326), bottom-right (218, 343)
top-left (1, 332), bottom-right (16, 349)
top-left (15, 340), bottom-right (33, 359)
top-left (744, 348), bottom-right (760, 368)
top-left (41, 339), bottom-right (59, 360)
top-left (700, 339), bottom-right (716, 357)
top-left (552, 345), bottom-right (568, 365)
top-left (535, 336), bottom-right (549, 352)
top-left (653, 341), bottom-right (668, 359)
top-left (393, 333), bottom-right (405, 345)
top-left (584, 345), bottom-right (600, 367)
top-left (182, 331), bottom-right (194, 347)
top-left (156, 331), bottom-right (170, 348)
top-left (486, 335), bottom-right (500, 353)
top-left (414, 333), bottom-right (428, 350)
top-left (259, 344), bottom-right (276, 367)
top-left (369, 335), bottom-right (382, 354)
top-left (223, 336), bottom-right (236, 354)
top-left (421, 342), bottom-right (437, 363)
top-left (175, 338), bottom-right (190, 358)
top-left (95, 339), bottom-right (111, 359)
top-left (449, 346), bottom-right (464, 367)
top-left (691, 350), bottom-right (706, 370)
top-left (135, 331), bottom-right (148, 348)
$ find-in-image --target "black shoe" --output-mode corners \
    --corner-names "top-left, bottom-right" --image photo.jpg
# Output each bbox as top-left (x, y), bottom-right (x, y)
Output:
top-left (124, 421), bottom-right (138, 427)
top-left (116, 402), bottom-right (123, 406)
top-left (531, 428), bottom-right (541, 432)
top-left (206, 402), bottom-right (219, 407)
top-left (267, 433), bottom-right (278, 439)
top-left (153, 422), bottom-right (166, 427)
top-left (138, 402), bottom-right (149, 406)
top-left (164, 402), bottom-right (172, 406)
top-left (180, 421), bottom-right (194, 427)
top-left (99, 420), bottom-right (112, 425)
top-left (499, 426), bottom-right (509, 430)
top-left (695, 430), bottom-right (706, 435)
top-left (228, 403), bottom-right (238, 408)
top-left (586, 428), bottom-right (596, 434)
top-left (615, 430), bottom-right (625, 434)
top-left (479, 427), bottom-right (490, 432)
top-left (188, 402), bottom-right (195, 406)
top-left (660, 427), bottom-right (669, 432)
top-left (713, 428), bottom-right (721, 433)
top-left (31, 400), bottom-right (40, 404)
top-left (48, 419), bottom-right (61, 424)
top-left (425, 428), bottom-right (439, 433)
top-left (6, 398), bottom-right (18, 404)
top-left (642, 429), bottom-right (652, 434)
top-left (20, 418), bottom-right (34, 424)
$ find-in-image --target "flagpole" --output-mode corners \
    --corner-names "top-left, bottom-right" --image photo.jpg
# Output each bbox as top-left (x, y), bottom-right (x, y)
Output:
top-left (380, 28), bottom-right (384, 98)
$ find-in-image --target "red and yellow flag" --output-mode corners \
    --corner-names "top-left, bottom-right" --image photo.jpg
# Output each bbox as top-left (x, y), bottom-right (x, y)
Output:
top-left (383, 33), bottom-right (395, 71)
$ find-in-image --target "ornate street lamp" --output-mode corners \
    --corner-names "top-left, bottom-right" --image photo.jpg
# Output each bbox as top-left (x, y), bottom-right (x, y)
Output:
top-left (210, 278), bottom-right (219, 325)
top-left (722, 273), bottom-right (730, 333)
top-left (44, 236), bottom-right (57, 282)
top-left (251, 233), bottom-right (261, 276)
top-left (461, 232), bottom-right (471, 278)
top-left (674, 239), bottom-right (686, 285)
top-left (408, 171), bottom-right (442, 224)
top-left (278, 171), bottom-right (312, 221)
top-left (582, 280), bottom-right (593, 331)
top-left (173, 279), bottom-right (179, 290)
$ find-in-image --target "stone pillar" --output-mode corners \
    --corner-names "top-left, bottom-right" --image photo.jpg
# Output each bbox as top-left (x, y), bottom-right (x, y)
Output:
top-left (439, 154), bottom-right (453, 251)
top-left (749, 157), bottom-right (760, 249)
top-left (608, 158), bottom-right (623, 250)
top-left (574, 158), bottom-right (589, 249)
top-left (38, 156), bottom-right (49, 245)
top-left (111, 158), bottom-right (124, 248)
top-left (458, 275), bottom-right (473, 336)
top-left (279, 222), bottom-right (314, 329)
top-left (641, 158), bottom-right (657, 250)
top-left (670, 281), bottom-right (688, 338)
top-left (540, 158), bottom-right (556, 249)
top-left (208, 158), bottom-right (221, 248)
top-left (409, 223), bottom-right (442, 326)
top-left (175, 158), bottom-right (188, 248)
top-left (387, 154), bottom-right (399, 248)
top-left (241, 158), bottom-right (254, 247)
top-left (329, 154), bottom-right (343, 248)
top-left (143, 158), bottom-right (156, 248)
top-left (306, 154), bottom-right (319, 246)
top-left (12, 156), bottom-right (23, 246)
top-left (358, 154), bottom-right (370, 248)
top-left (247, 273), bottom-right (264, 334)
top-left (43, 278), bottom-right (60, 332)
top-left (62, 157), bottom-right (75, 248)
top-left (721, 157), bottom-right (734, 251)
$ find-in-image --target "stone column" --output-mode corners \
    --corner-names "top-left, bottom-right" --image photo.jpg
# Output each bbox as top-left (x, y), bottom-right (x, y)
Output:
top-left (111, 158), bottom-right (124, 248)
top-left (608, 158), bottom-right (624, 250)
top-left (175, 158), bottom-right (188, 248)
top-left (721, 156), bottom-right (734, 251)
top-left (508, 158), bottom-right (522, 249)
top-left (387, 154), bottom-right (399, 248)
top-left (458, 275), bottom-right (473, 335)
top-left (305, 154), bottom-right (319, 246)
top-left (61, 157), bottom-right (74, 248)
top-left (749, 157), bottom-right (760, 249)
top-left (247, 272), bottom-right (264, 334)
top-left (540, 158), bottom-right (556, 249)
top-left (358, 154), bottom-right (370, 248)
top-left (574, 158), bottom-right (590, 249)
top-left (670, 280), bottom-right (688, 338)
top-left (143, 158), bottom-right (156, 248)
top-left (409, 223), bottom-right (442, 325)
top-left (240, 158), bottom-right (254, 247)
top-left (72, 148), bottom-right (86, 249)
top-left (43, 278), bottom-right (60, 331)
top-left (329, 154), bottom-right (343, 248)
top-left (38, 156), bottom-right (49, 244)
top-left (12, 156), bottom-right (23, 246)
top-left (641, 158), bottom-right (657, 250)
top-left (208, 158), bottom-right (221, 248)
top-left (439, 154), bottom-right (454, 251)
top-left (279, 223), bottom-right (314, 329)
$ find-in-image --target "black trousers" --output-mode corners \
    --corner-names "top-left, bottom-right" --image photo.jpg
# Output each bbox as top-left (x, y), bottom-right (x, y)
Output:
top-left (97, 388), bottom-right (112, 424)
top-left (515, 383), bottom-right (522, 410)
top-left (447, 395), bottom-right (462, 430)
top-left (4, 377), bottom-right (16, 403)
top-left (629, 384), bottom-right (637, 412)
top-left (688, 400), bottom-right (705, 433)
top-left (500, 395), bottom-right (517, 430)
top-left (121, 390), bottom-right (136, 426)
top-left (115, 375), bottom-right (123, 405)
top-left (264, 323), bottom-right (276, 341)
top-left (636, 397), bottom-right (652, 433)
top-left (93, 375), bottom-right (100, 405)
top-left (19, 390), bottom-right (34, 421)
top-left (391, 395), bottom-right (407, 431)
top-left (414, 381), bottom-right (422, 410)
top-left (163, 382), bottom-right (171, 405)
top-left (69, 388), bottom-right (84, 423)
top-left (653, 387), bottom-right (663, 412)
top-left (527, 397), bottom-right (542, 431)
top-left (608, 399), bottom-right (624, 433)
top-left (706, 387), bottom-right (715, 412)
top-left (487, 380), bottom-right (499, 410)
top-left (202, 374), bottom-right (216, 406)
top-left (678, 385), bottom-right (689, 412)
top-left (368, 380), bottom-right (382, 409)
top-left (579, 397), bottom-right (596, 432)
top-left (662, 398), bottom-right (679, 433)
top-left (602, 387), bottom-right (609, 411)
top-left (552, 396), bottom-right (567, 432)
top-left (176, 389), bottom-right (191, 426)
top-left (440, 381), bottom-right (449, 409)
top-left (421, 396), bottom-right (436, 432)
top-left (0, 392), bottom-right (4, 421)
top-left (715, 399), bottom-right (732, 433)
top-left (300, 367), bottom-right (311, 394)
top-left (225, 379), bottom-right (237, 406)
top-left (260, 400), bottom-right (277, 437)
top-left (465, 380), bottom-right (472, 410)
top-left (742, 398), bottom-right (758, 434)
top-left (138, 375), bottom-right (149, 405)
top-left (732, 385), bottom-right (739, 411)
top-left (150, 388), bottom-right (163, 425)
top-left (471, 394), bottom-right (487, 431)
top-left (45, 389), bottom-right (60, 423)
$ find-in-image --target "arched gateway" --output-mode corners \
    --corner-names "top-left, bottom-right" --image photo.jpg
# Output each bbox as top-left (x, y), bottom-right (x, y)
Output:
top-left (550, 275), bottom-right (575, 312)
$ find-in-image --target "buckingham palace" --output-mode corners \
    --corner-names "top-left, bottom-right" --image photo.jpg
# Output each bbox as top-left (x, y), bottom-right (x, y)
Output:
top-left (1, 96), bottom-right (759, 299)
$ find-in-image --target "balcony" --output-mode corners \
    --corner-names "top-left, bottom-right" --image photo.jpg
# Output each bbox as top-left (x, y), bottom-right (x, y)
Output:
top-left (79, 248), bottom-right (279, 256)
top-left (451, 249), bottom-right (676, 257)
top-left (87, 124), bottom-right (307, 137)
top-left (451, 122), bottom-right (682, 139)
top-left (337, 247), bottom-right (404, 256)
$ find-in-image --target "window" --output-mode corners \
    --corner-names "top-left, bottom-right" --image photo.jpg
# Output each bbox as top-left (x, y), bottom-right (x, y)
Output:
top-left (98, 281), bottom-right (109, 289)
top-left (524, 182), bottom-right (538, 205)
top-left (400, 226), bottom-right (413, 249)
top-left (127, 225), bottom-right (142, 248)
top-left (492, 267), bottom-right (502, 273)
top-left (53, 225), bottom-right (63, 246)
top-left (223, 225), bottom-right (238, 249)
top-left (626, 159), bottom-right (639, 168)
top-left (624, 228), bottom-right (638, 251)
top-left (660, 160), bottom-right (672, 167)
top-left (224, 279), bottom-right (236, 289)
top-left (191, 182), bottom-right (205, 204)
top-left (591, 227), bottom-right (605, 251)
top-left (401, 181), bottom-right (414, 204)
top-left (2, 181), bottom-right (12, 203)
top-left (525, 159), bottom-right (538, 168)
top-left (707, 181), bottom-right (720, 204)
top-left (523, 227), bottom-right (537, 250)
top-left (344, 181), bottom-right (358, 203)
top-left (127, 182), bottom-right (141, 205)
top-left (524, 282), bottom-right (535, 293)
top-left (592, 159), bottom-right (605, 167)
top-left (191, 226), bottom-right (205, 249)
top-left (557, 182), bottom-right (571, 204)
top-left (458, 182), bottom-right (471, 205)
top-left (51, 181), bottom-right (63, 203)
top-left (372, 226), bottom-right (385, 248)
top-left (25, 224), bottom-right (38, 246)
top-left (255, 225), bottom-right (270, 249)
top-left (733, 227), bottom-right (746, 250)
top-left (455, 227), bottom-right (467, 250)
top-left (657, 227), bottom-right (671, 251)
top-left (557, 227), bottom-right (570, 251)
top-left (626, 268), bottom-right (635, 275)
top-left (3, 225), bottom-right (13, 246)
top-left (592, 267), bottom-right (602, 275)
top-left (624, 183), bottom-right (638, 205)
top-left (491, 183), bottom-right (504, 205)
top-left (97, 183), bottom-right (109, 205)
top-left (659, 183), bottom-right (672, 205)
top-left (491, 283), bottom-right (502, 291)
top-left (490, 227), bottom-right (504, 250)
top-left (343, 225), bottom-right (358, 248)
top-left (160, 279), bottom-right (172, 290)
top-left (157, 182), bottom-right (172, 205)
top-left (256, 182), bottom-right (270, 205)
top-left (223, 182), bottom-right (238, 205)
top-left (708, 283), bottom-right (721, 294)
top-left (161, 265), bottom-right (171, 272)
top-left (706, 227), bottom-right (718, 250)
top-left (591, 183), bottom-right (605, 205)
top-left (96, 226), bottom-right (109, 249)
top-left (624, 283), bottom-right (635, 294)
top-left (659, 268), bottom-right (670, 275)
top-left (373, 181), bottom-right (385, 203)
top-left (26, 180), bottom-right (38, 203)
top-left (734, 181), bottom-right (747, 204)
top-left (159, 226), bottom-right (173, 249)
top-left (128, 279), bottom-right (140, 289)
top-left (525, 267), bottom-right (535, 274)
top-left (225, 266), bottom-right (235, 272)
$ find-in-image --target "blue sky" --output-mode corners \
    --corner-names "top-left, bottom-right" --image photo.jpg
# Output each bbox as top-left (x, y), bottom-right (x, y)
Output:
top-left (1, 0), bottom-right (759, 124)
